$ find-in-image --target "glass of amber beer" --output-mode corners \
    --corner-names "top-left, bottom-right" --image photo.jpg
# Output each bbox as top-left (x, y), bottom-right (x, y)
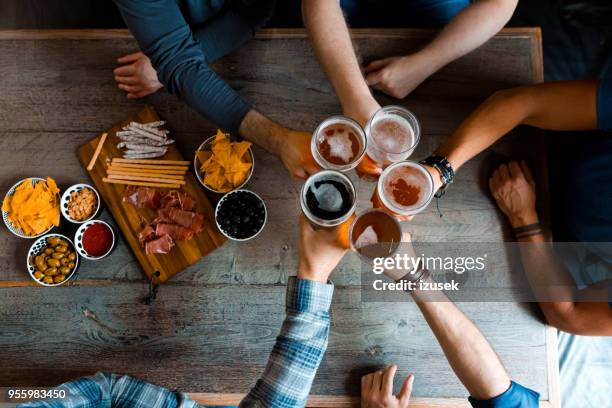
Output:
top-left (372, 161), bottom-right (435, 217)
top-left (349, 208), bottom-right (402, 263)
top-left (311, 116), bottom-right (367, 172)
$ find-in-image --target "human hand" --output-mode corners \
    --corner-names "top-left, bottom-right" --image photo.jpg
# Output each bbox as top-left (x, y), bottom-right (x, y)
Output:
top-left (343, 95), bottom-right (381, 128)
top-left (422, 164), bottom-right (444, 193)
top-left (489, 161), bottom-right (539, 228)
top-left (370, 186), bottom-right (414, 222)
top-left (364, 52), bottom-right (435, 99)
top-left (362, 365), bottom-right (414, 408)
top-left (298, 214), bottom-right (348, 282)
top-left (114, 52), bottom-right (163, 99)
top-left (278, 130), bottom-right (320, 179)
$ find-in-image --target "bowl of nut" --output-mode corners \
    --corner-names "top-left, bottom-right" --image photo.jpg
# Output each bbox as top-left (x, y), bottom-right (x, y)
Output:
top-left (27, 234), bottom-right (78, 286)
top-left (60, 184), bottom-right (100, 224)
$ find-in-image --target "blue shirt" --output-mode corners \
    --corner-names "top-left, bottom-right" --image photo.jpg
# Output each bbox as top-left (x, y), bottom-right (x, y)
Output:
top-left (113, 0), bottom-right (275, 134)
top-left (469, 381), bottom-right (540, 408)
top-left (18, 277), bottom-right (334, 408)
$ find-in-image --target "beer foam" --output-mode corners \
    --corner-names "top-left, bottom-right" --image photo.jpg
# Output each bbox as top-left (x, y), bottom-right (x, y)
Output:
top-left (371, 115), bottom-right (414, 154)
top-left (327, 132), bottom-right (354, 164)
top-left (355, 225), bottom-right (379, 249)
top-left (312, 183), bottom-right (343, 212)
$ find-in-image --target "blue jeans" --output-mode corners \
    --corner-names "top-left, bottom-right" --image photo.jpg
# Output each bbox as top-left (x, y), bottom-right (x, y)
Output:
top-left (340, 0), bottom-right (471, 27)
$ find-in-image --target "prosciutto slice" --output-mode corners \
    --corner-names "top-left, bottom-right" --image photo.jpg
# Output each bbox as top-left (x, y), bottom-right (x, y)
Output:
top-left (155, 223), bottom-right (194, 241)
top-left (167, 208), bottom-right (204, 233)
top-left (123, 186), bottom-right (163, 209)
top-left (145, 234), bottom-right (174, 254)
top-left (138, 224), bottom-right (156, 245)
top-left (160, 191), bottom-right (196, 211)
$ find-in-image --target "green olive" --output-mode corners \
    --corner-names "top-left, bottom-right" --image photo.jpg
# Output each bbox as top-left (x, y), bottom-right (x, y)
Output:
top-left (43, 276), bottom-right (54, 284)
top-left (68, 253), bottom-right (76, 261)
top-left (57, 239), bottom-right (69, 247)
top-left (59, 266), bottom-right (70, 274)
top-left (47, 258), bottom-right (60, 268)
top-left (34, 271), bottom-right (44, 280)
top-left (47, 237), bottom-right (61, 247)
top-left (68, 262), bottom-right (75, 269)
top-left (53, 275), bottom-right (66, 284)
top-left (35, 255), bottom-right (46, 270)
top-left (55, 245), bottom-right (68, 253)
top-left (44, 247), bottom-right (54, 255)
top-left (44, 267), bottom-right (58, 276)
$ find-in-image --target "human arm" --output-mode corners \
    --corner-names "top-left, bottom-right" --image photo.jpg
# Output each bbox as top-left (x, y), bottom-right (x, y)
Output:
top-left (113, 0), bottom-right (317, 179)
top-left (489, 161), bottom-right (612, 336)
top-left (239, 215), bottom-right (347, 407)
top-left (18, 373), bottom-right (196, 408)
top-left (365, 0), bottom-right (518, 98)
top-left (301, 0), bottom-right (380, 126)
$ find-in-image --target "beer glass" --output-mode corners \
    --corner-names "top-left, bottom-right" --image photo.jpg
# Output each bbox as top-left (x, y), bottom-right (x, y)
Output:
top-left (311, 116), bottom-right (367, 172)
top-left (300, 170), bottom-right (357, 229)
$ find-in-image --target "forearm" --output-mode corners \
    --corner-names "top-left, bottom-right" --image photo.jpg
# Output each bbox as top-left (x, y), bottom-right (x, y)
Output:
top-left (437, 81), bottom-right (599, 170)
top-left (410, 282), bottom-right (510, 400)
top-left (238, 110), bottom-right (287, 156)
top-left (240, 277), bottom-right (333, 407)
top-left (517, 232), bottom-right (612, 335)
top-left (420, 0), bottom-right (517, 73)
top-left (302, 0), bottom-right (377, 124)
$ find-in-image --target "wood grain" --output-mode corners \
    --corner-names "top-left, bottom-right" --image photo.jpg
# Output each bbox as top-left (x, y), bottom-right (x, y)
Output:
top-left (0, 28), bottom-right (557, 406)
top-left (77, 107), bottom-right (227, 284)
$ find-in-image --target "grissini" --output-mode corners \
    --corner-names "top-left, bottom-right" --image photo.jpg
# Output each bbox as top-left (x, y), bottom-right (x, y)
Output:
top-left (108, 174), bottom-right (186, 185)
top-left (107, 166), bottom-right (187, 175)
top-left (102, 178), bottom-right (180, 189)
top-left (112, 158), bottom-right (190, 166)
top-left (86, 132), bottom-right (108, 171)
top-left (109, 163), bottom-right (188, 171)
top-left (107, 169), bottom-right (185, 180)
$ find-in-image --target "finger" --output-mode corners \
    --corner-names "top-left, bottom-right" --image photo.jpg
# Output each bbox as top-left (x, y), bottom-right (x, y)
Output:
top-left (118, 84), bottom-right (142, 93)
top-left (114, 75), bottom-right (139, 85)
top-left (364, 58), bottom-right (392, 73)
top-left (373, 369), bottom-right (385, 392)
top-left (401, 231), bottom-right (412, 242)
top-left (491, 168), bottom-right (501, 186)
top-left (521, 160), bottom-right (535, 185)
top-left (117, 51), bottom-right (143, 64)
top-left (382, 365), bottom-right (397, 397)
top-left (488, 176), bottom-right (496, 195)
top-left (127, 91), bottom-right (151, 100)
top-left (398, 374), bottom-right (414, 405)
top-left (113, 64), bottom-right (136, 76)
top-left (362, 374), bottom-right (374, 393)
top-left (508, 161), bottom-right (523, 180)
top-left (365, 71), bottom-right (384, 86)
top-left (498, 164), bottom-right (510, 181)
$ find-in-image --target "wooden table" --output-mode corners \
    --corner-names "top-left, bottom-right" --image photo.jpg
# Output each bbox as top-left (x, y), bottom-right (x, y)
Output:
top-left (0, 29), bottom-right (559, 407)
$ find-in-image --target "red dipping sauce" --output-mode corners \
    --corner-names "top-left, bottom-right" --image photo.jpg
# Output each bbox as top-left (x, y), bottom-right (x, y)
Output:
top-left (82, 222), bottom-right (113, 257)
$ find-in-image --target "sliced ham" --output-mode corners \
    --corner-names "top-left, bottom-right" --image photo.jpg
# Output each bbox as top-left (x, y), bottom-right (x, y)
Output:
top-left (168, 208), bottom-right (204, 233)
top-left (160, 191), bottom-right (196, 211)
top-left (123, 186), bottom-right (163, 209)
top-left (155, 223), bottom-right (194, 241)
top-left (145, 234), bottom-right (174, 254)
top-left (138, 224), bottom-right (156, 245)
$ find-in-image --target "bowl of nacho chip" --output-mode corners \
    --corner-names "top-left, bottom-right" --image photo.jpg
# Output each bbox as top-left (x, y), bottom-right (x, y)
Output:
top-left (2, 177), bottom-right (61, 238)
top-left (195, 130), bottom-right (254, 193)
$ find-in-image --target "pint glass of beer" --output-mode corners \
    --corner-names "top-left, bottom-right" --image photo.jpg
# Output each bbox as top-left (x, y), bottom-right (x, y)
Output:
top-left (301, 170), bottom-right (357, 229)
top-left (372, 161), bottom-right (435, 217)
top-left (357, 106), bottom-right (420, 179)
top-left (349, 208), bottom-right (402, 263)
top-left (311, 116), bottom-right (367, 172)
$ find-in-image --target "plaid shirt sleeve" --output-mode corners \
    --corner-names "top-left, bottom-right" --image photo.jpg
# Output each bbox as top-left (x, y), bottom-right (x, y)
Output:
top-left (239, 276), bottom-right (334, 408)
top-left (17, 373), bottom-right (198, 408)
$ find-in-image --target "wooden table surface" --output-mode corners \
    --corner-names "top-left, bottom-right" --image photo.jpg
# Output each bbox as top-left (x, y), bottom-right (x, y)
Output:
top-left (0, 28), bottom-right (559, 407)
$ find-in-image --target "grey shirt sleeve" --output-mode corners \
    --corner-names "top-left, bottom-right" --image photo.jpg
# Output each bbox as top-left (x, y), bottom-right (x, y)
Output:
top-left (114, 0), bottom-right (252, 133)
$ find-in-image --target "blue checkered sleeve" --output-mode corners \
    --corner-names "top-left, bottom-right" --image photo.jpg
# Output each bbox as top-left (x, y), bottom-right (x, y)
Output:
top-left (17, 373), bottom-right (197, 408)
top-left (239, 277), bottom-right (334, 408)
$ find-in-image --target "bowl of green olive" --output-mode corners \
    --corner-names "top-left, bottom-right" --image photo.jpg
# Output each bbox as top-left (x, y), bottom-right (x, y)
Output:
top-left (27, 234), bottom-right (78, 286)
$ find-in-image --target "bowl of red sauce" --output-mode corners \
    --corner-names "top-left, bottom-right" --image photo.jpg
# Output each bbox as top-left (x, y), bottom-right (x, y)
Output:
top-left (74, 220), bottom-right (115, 260)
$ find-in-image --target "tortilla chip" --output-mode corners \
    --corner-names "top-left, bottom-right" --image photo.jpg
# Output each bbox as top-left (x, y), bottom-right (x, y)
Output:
top-left (198, 130), bottom-right (253, 191)
top-left (3, 178), bottom-right (60, 236)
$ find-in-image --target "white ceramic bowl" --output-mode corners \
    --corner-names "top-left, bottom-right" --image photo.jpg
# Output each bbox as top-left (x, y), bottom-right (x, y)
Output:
top-left (215, 189), bottom-right (267, 242)
top-left (3, 177), bottom-right (58, 239)
top-left (74, 220), bottom-right (116, 260)
top-left (27, 233), bottom-right (78, 287)
top-left (60, 183), bottom-right (100, 224)
top-left (194, 135), bottom-right (255, 194)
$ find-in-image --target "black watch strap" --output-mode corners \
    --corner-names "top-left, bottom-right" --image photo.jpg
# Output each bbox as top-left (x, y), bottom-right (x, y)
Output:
top-left (420, 155), bottom-right (454, 198)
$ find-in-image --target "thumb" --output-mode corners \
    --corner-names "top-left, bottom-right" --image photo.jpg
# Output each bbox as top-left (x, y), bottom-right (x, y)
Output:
top-left (365, 70), bottom-right (384, 86)
top-left (398, 374), bottom-right (414, 405)
top-left (364, 58), bottom-right (392, 73)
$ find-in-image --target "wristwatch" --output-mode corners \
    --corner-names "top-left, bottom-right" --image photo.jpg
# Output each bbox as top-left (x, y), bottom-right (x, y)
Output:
top-left (420, 155), bottom-right (454, 198)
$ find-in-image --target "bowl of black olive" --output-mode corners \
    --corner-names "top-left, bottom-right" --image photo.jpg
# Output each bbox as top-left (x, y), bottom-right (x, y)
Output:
top-left (215, 189), bottom-right (267, 241)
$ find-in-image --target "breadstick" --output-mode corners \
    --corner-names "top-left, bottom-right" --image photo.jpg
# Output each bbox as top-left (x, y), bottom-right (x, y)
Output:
top-left (108, 174), bottom-right (186, 185)
top-left (109, 163), bottom-right (188, 171)
top-left (112, 158), bottom-right (190, 166)
top-left (107, 169), bottom-right (185, 180)
top-left (87, 132), bottom-right (108, 171)
top-left (108, 167), bottom-right (187, 175)
top-left (102, 178), bottom-right (180, 189)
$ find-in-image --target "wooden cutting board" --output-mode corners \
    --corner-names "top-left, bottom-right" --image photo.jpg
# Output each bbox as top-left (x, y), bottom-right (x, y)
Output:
top-left (78, 106), bottom-right (227, 284)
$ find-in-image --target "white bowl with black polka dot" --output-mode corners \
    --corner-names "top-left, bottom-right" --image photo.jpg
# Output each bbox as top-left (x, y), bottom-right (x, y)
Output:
top-left (74, 220), bottom-right (116, 260)
top-left (27, 234), bottom-right (78, 287)
top-left (60, 183), bottom-right (100, 224)
top-left (2, 177), bottom-right (57, 239)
